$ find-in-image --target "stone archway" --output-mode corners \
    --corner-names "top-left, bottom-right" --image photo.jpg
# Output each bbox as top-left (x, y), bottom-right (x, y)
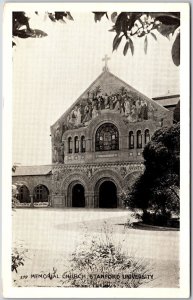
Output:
top-left (91, 169), bottom-right (123, 208)
top-left (61, 173), bottom-right (90, 207)
top-left (99, 180), bottom-right (117, 208)
top-left (94, 176), bottom-right (120, 208)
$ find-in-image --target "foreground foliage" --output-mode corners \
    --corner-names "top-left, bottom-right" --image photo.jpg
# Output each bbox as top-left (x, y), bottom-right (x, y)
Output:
top-left (62, 227), bottom-right (153, 288)
top-left (12, 11), bottom-right (180, 66)
top-left (126, 123), bottom-right (180, 226)
top-left (12, 249), bottom-right (25, 273)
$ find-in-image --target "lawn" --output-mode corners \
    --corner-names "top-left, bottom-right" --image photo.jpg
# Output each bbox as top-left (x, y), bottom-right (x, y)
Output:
top-left (12, 208), bottom-right (179, 287)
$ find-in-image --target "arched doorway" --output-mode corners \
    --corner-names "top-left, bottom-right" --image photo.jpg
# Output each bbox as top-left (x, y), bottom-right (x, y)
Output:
top-left (72, 184), bottom-right (85, 207)
top-left (99, 181), bottom-right (117, 208)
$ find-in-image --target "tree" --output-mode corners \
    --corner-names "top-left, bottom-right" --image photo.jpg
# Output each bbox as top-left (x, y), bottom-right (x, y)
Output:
top-left (173, 100), bottom-right (180, 123)
top-left (126, 123), bottom-right (180, 226)
top-left (12, 11), bottom-right (180, 66)
top-left (12, 11), bottom-right (73, 46)
top-left (93, 12), bottom-right (180, 66)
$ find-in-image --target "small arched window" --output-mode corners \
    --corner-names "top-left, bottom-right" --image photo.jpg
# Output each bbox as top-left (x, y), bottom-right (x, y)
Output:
top-left (18, 185), bottom-right (30, 203)
top-left (34, 185), bottom-right (49, 202)
top-left (137, 130), bottom-right (142, 149)
top-left (68, 137), bottom-right (72, 153)
top-left (129, 131), bottom-right (134, 149)
top-left (81, 136), bottom-right (86, 153)
top-left (74, 136), bottom-right (79, 153)
top-left (95, 123), bottom-right (119, 152)
top-left (144, 129), bottom-right (150, 144)
top-left (36, 185), bottom-right (43, 200)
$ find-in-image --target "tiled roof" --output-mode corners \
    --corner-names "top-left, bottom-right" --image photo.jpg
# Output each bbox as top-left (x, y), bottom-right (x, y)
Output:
top-left (152, 95), bottom-right (180, 107)
top-left (12, 165), bottom-right (52, 176)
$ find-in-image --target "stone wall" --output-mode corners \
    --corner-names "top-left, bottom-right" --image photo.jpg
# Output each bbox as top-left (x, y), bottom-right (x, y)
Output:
top-left (51, 162), bottom-right (144, 208)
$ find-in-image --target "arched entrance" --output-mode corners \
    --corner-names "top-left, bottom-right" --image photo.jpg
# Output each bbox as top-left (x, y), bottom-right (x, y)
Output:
top-left (99, 181), bottom-right (117, 208)
top-left (72, 184), bottom-right (85, 207)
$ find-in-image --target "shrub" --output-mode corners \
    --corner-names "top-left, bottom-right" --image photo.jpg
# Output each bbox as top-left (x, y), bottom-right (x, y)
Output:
top-left (62, 226), bottom-right (153, 288)
top-left (142, 211), bottom-right (171, 226)
top-left (12, 249), bottom-right (25, 273)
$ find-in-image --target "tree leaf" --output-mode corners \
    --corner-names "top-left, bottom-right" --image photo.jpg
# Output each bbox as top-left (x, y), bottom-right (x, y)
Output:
top-left (32, 29), bottom-right (48, 38)
top-left (127, 12), bottom-right (142, 31)
top-left (55, 12), bottom-right (67, 21)
top-left (123, 41), bottom-right (130, 56)
top-left (157, 23), bottom-right (178, 39)
top-left (66, 12), bottom-right (74, 20)
top-left (153, 13), bottom-right (180, 26)
top-left (150, 32), bottom-right (157, 41)
top-left (113, 34), bottom-right (123, 51)
top-left (128, 37), bottom-right (134, 55)
top-left (144, 35), bottom-right (148, 54)
top-left (114, 12), bottom-right (128, 36)
top-left (48, 13), bottom-right (56, 22)
top-left (138, 31), bottom-right (146, 37)
top-left (105, 12), bottom-right (109, 20)
top-left (93, 12), bottom-right (107, 22)
top-left (172, 32), bottom-right (180, 66)
top-left (108, 26), bottom-right (115, 32)
top-left (14, 28), bottom-right (48, 38)
top-left (13, 29), bottom-right (31, 38)
top-left (111, 12), bottom-right (117, 23)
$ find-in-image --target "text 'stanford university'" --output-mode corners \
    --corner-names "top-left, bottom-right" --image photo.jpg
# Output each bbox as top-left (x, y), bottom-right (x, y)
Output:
top-left (13, 67), bottom-right (177, 208)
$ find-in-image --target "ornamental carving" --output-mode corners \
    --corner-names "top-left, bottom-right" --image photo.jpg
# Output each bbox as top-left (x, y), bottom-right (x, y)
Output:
top-left (120, 166), bottom-right (127, 178)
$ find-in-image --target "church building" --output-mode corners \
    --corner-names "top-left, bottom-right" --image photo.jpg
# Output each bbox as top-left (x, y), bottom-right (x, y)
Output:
top-left (12, 58), bottom-right (173, 209)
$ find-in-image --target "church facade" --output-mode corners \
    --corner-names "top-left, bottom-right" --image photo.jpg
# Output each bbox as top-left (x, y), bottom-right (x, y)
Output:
top-left (13, 67), bottom-right (173, 209)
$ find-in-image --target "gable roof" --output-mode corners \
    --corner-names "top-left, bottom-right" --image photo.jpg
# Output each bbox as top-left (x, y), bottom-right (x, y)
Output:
top-left (12, 165), bottom-right (52, 176)
top-left (51, 70), bottom-right (168, 129)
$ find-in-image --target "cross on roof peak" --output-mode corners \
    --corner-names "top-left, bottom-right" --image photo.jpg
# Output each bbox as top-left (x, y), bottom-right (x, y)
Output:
top-left (102, 54), bottom-right (110, 72)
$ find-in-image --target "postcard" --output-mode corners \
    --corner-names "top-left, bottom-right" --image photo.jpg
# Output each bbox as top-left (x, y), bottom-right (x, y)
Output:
top-left (2, 2), bottom-right (190, 298)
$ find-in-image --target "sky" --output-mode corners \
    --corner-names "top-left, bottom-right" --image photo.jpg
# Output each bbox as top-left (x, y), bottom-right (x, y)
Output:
top-left (13, 12), bottom-right (180, 166)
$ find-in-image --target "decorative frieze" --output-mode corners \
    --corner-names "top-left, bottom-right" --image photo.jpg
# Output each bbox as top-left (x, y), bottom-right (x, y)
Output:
top-left (51, 162), bottom-right (144, 192)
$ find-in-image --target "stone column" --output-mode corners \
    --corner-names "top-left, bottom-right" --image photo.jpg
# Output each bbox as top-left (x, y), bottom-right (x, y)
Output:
top-left (30, 194), bottom-right (34, 208)
top-left (94, 193), bottom-right (99, 208)
top-left (63, 192), bottom-right (68, 207)
top-left (141, 133), bottom-right (144, 149)
top-left (85, 192), bottom-right (94, 208)
top-left (86, 139), bottom-right (92, 152)
top-left (117, 193), bottom-right (124, 208)
top-left (48, 195), bottom-right (51, 207)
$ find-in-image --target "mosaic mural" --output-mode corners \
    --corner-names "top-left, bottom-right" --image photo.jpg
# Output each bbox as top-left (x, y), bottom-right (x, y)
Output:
top-left (65, 86), bottom-right (155, 130)
top-left (51, 85), bottom-right (161, 163)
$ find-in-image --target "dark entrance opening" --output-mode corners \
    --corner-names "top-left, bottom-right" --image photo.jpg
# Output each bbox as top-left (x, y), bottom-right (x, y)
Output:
top-left (99, 181), bottom-right (117, 208)
top-left (72, 184), bottom-right (85, 207)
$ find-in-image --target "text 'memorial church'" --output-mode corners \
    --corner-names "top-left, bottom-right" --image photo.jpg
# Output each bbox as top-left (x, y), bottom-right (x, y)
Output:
top-left (13, 56), bottom-right (176, 209)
